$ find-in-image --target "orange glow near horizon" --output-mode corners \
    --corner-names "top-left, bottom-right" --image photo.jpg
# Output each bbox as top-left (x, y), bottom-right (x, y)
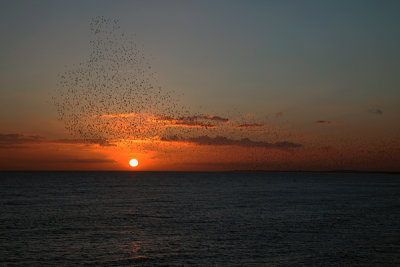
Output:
top-left (0, 132), bottom-right (399, 171)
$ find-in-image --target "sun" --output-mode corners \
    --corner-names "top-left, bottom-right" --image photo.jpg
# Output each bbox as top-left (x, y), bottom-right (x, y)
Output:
top-left (129, 158), bottom-right (139, 167)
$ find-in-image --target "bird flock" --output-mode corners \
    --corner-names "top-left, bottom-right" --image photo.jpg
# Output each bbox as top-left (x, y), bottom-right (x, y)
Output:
top-left (54, 17), bottom-right (189, 146)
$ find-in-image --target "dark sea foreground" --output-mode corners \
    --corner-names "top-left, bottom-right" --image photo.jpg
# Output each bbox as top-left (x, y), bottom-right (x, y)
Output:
top-left (0, 171), bottom-right (399, 266)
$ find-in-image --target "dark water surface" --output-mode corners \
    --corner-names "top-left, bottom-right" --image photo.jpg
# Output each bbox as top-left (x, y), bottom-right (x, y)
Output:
top-left (0, 171), bottom-right (399, 266)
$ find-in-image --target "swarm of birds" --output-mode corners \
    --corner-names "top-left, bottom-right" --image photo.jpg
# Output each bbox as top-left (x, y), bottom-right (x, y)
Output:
top-left (54, 17), bottom-right (187, 144)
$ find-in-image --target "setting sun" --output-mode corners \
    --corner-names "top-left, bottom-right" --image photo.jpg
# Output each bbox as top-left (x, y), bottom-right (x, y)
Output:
top-left (129, 158), bottom-right (139, 167)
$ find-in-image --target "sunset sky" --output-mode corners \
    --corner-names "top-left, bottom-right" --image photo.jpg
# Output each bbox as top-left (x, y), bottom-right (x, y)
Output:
top-left (1, 0), bottom-right (399, 171)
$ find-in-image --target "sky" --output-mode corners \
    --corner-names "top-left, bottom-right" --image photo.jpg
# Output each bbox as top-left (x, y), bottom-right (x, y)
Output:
top-left (0, 0), bottom-right (399, 171)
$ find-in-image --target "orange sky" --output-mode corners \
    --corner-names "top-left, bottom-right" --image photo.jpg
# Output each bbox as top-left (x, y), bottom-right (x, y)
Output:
top-left (1, 112), bottom-right (399, 171)
top-left (1, 3), bottom-right (400, 171)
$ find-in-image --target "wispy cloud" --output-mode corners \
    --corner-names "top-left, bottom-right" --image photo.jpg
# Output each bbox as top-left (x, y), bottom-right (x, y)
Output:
top-left (101, 113), bottom-right (139, 118)
top-left (150, 114), bottom-right (228, 128)
top-left (53, 138), bottom-right (116, 146)
top-left (48, 158), bottom-right (116, 164)
top-left (0, 134), bottom-right (45, 148)
top-left (0, 133), bottom-right (115, 149)
top-left (96, 113), bottom-right (232, 131)
top-left (166, 123), bottom-right (217, 128)
top-left (314, 120), bottom-right (341, 125)
top-left (368, 108), bottom-right (383, 115)
top-left (101, 113), bottom-right (229, 123)
top-left (161, 135), bottom-right (302, 149)
top-left (198, 115), bottom-right (229, 123)
top-left (235, 123), bottom-right (265, 128)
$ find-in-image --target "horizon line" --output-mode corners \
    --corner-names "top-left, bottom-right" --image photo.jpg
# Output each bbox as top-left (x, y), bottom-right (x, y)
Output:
top-left (1, 170), bottom-right (399, 174)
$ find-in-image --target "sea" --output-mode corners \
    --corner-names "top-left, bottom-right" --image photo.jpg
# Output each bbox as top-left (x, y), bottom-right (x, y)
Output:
top-left (0, 171), bottom-right (399, 266)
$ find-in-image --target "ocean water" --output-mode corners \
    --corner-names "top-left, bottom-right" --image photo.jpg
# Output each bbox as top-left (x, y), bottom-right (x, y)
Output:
top-left (0, 171), bottom-right (399, 266)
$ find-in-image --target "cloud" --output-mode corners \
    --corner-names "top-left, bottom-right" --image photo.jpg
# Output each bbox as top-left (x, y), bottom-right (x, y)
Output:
top-left (0, 133), bottom-right (115, 148)
top-left (101, 113), bottom-right (138, 118)
top-left (198, 115), bottom-right (229, 123)
top-left (48, 158), bottom-right (116, 164)
top-left (168, 121), bottom-right (216, 128)
top-left (99, 113), bottom-right (229, 129)
top-left (314, 120), bottom-right (340, 125)
top-left (0, 134), bottom-right (45, 148)
top-left (161, 135), bottom-right (302, 149)
top-left (368, 108), bottom-right (383, 115)
top-left (236, 123), bottom-right (265, 128)
top-left (53, 138), bottom-right (116, 146)
top-left (151, 114), bottom-right (228, 128)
